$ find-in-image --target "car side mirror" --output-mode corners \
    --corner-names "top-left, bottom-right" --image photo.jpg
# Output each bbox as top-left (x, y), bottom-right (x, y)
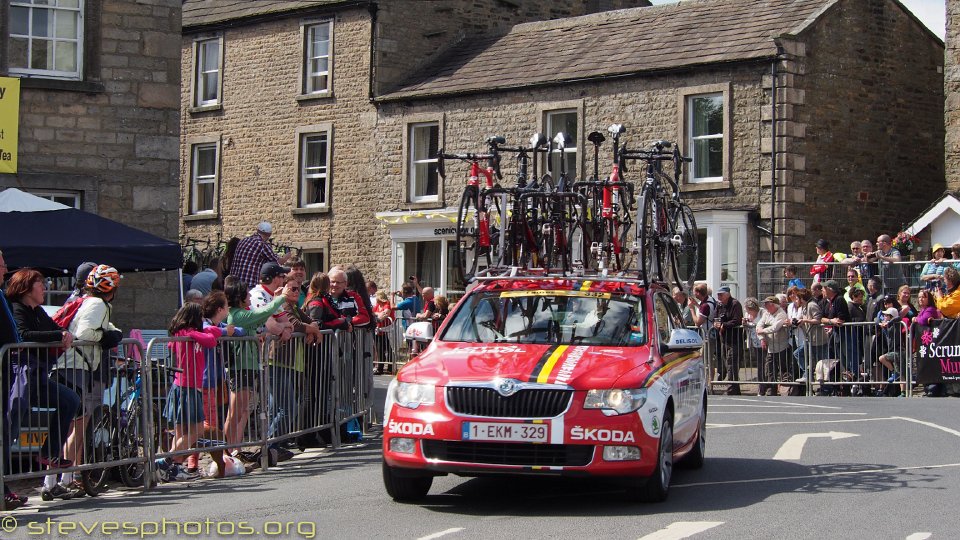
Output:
top-left (666, 328), bottom-right (703, 351)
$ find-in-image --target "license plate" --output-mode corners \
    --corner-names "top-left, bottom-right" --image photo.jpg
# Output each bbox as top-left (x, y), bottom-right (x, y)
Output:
top-left (19, 431), bottom-right (47, 447)
top-left (462, 422), bottom-right (549, 443)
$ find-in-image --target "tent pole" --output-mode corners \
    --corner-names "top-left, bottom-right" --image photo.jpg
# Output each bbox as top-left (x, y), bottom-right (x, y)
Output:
top-left (178, 269), bottom-right (184, 307)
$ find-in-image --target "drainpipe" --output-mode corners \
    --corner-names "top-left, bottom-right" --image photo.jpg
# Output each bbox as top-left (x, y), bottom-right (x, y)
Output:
top-left (367, 2), bottom-right (378, 102)
top-left (770, 58), bottom-right (778, 263)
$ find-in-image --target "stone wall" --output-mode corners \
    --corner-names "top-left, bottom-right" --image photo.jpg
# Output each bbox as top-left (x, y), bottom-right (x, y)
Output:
top-left (1, 0), bottom-right (181, 330)
top-left (180, 0), bottom-right (651, 287)
top-left (372, 0), bottom-right (651, 95)
top-left (791, 0), bottom-right (944, 259)
top-left (948, 0), bottom-right (960, 190)
top-left (180, 7), bottom-right (379, 277)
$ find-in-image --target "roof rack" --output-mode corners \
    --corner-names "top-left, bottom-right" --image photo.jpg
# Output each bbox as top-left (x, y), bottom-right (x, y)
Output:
top-left (471, 265), bottom-right (650, 286)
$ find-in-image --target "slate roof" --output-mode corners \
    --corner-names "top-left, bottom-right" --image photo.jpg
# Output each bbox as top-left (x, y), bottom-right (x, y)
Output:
top-left (378, 0), bottom-right (836, 101)
top-left (183, 0), bottom-right (359, 29)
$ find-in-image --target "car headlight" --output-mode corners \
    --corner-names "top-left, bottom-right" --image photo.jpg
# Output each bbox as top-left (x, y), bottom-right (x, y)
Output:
top-left (394, 382), bottom-right (435, 409)
top-left (584, 388), bottom-right (647, 415)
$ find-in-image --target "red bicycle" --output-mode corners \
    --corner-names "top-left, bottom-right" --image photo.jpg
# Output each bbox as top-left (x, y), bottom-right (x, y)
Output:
top-left (438, 136), bottom-right (505, 282)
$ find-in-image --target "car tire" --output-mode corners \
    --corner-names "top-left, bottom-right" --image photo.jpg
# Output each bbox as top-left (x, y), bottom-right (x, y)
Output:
top-left (637, 409), bottom-right (673, 503)
top-left (679, 398), bottom-right (706, 470)
top-left (382, 461), bottom-right (432, 502)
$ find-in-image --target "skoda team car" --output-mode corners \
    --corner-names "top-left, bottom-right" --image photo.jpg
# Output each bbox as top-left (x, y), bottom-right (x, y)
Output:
top-left (382, 276), bottom-right (707, 502)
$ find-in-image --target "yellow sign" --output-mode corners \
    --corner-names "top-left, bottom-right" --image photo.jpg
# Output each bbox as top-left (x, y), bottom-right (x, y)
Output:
top-left (19, 431), bottom-right (46, 448)
top-left (0, 77), bottom-right (20, 174)
top-left (500, 290), bottom-right (611, 299)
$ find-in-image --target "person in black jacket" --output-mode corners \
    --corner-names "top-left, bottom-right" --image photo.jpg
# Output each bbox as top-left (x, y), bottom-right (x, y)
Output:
top-left (6, 268), bottom-right (81, 500)
top-left (713, 287), bottom-right (744, 396)
top-left (0, 252), bottom-right (29, 509)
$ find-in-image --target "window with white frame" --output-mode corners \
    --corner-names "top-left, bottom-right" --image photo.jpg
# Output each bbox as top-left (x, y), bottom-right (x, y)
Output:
top-left (9, 0), bottom-right (84, 80)
top-left (194, 37), bottom-right (222, 107)
top-left (687, 93), bottom-right (724, 183)
top-left (545, 110), bottom-right (578, 177)
top-left (190, 143), bottom-right (218, 214)
top-left (299, 131), bottom-right (331, 208)
top-left (29, 190), bottom-right (80, 208)
top-left (303, 21), bottom-right (332, 95)
top-left (409, 122), bottom-right (439, 202)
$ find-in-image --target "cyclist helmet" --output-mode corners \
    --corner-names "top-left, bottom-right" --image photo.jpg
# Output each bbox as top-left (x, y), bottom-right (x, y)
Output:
top-left (85, 265), bottom-right (121, 293)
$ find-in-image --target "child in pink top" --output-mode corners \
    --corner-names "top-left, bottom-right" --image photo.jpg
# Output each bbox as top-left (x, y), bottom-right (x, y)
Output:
top-left (156, 303), bottom-right (221, 482)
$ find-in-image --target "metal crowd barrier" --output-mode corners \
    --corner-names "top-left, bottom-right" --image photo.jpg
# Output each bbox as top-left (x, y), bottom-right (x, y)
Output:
top-left (756, 260), bottom-right (954, 300)
top-left (0, 338), bottom-right (150, 499)
top-left (380, 315), bottom-right (421, 373)
top-left (0, 330), bottom-right (376, 495)
top-left (701, 320), bottom-right (915, 397)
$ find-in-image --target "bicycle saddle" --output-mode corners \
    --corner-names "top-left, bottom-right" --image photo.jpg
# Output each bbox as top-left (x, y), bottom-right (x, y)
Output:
top-left (587, 131), bottom-right (606, 145)
top-left (530, 132), bottom-right (548, 149)
top-left (608, 124), bottom-right (626, 135)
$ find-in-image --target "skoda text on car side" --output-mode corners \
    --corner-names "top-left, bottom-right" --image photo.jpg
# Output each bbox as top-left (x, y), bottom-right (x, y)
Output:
top-left (382, 274), bottom-right (706, 502)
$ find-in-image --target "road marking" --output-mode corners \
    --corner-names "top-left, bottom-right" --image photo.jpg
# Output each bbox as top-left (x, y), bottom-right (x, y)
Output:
top-left (710, 412), bottom-right (866, 415)
top-left (906, 534), bottom-right (932, 540)
top-left (708, 417), bottom-right (894, 428)
top-left (724, 398), bottom-right (842, 409)
top-left (637, 521), bottom-right (724, 540)
top-left (417, 528), bottom-right (465, 540)
top-left (674, 462), bottom-right (960, 489)
top-left (773, 431), bottom-right (859, 460)
top-left (892, 416), bottom-right (960, 438)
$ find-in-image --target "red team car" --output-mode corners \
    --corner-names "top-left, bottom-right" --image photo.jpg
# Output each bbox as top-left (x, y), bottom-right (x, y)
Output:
top-left (382, 275), bottom-right (707, 502)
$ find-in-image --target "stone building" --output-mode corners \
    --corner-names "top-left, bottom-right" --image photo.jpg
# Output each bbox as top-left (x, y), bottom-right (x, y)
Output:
top-left (948, 0), bottom-right (960, 190)
top-left (181, 0), bottom-right (943, 299)
top-left (179, 0), bottom-right (649, 286)
top-left (0, 0), bottom-right (181, 328)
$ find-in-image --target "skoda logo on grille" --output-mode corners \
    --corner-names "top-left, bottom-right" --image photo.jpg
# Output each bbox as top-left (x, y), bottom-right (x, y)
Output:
top-left (496, 378), bottom-right (520, 397)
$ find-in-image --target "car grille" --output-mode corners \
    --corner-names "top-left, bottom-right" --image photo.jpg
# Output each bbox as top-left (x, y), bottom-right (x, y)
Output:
top-left (446, 387), bottom-right (573, 418)
top-left (421, 440), bottom-right (594, 467)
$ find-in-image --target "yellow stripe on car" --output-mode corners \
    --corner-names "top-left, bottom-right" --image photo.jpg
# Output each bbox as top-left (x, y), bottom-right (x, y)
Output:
top-left (537, 345), bottom-right (569, 383)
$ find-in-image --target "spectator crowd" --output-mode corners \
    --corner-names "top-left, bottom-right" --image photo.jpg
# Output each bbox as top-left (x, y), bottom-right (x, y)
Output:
top-left (0, 221), bottom-right (446, 510)
top-left (681, 234), bottom-right (960, 400)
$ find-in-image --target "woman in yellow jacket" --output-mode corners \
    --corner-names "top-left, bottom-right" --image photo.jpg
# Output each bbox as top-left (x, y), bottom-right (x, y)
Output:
top-left (935, 267), bottom-right (960, 318)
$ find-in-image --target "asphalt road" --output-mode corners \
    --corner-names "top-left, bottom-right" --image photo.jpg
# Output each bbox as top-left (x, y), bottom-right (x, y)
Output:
top-left (4, 377), bottom-right (960, 540)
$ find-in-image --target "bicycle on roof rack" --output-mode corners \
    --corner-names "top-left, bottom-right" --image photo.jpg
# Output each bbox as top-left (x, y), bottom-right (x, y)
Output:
top-left (438, 136), bottom-right (507, 282)
top-left (622, 140), bottom-right (699, 291)
top-left (480, 133), bottom-right (553, 270)
top-left (574, 124), bottom-right (636, 273)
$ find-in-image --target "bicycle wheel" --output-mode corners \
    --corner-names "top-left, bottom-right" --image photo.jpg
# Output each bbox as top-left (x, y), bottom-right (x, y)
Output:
top-left (118, 402), bottom-right (151, 488)
top-left (669, 202), bottom-right (700, 291)
top-left (481, 190), bottom-right (506, 268)
top-left (81, 406), bottom-right (115, 496)
top-left (455, 187), bottom-right (483, 281)
top-left (637, 187), bottom-right (668, 283)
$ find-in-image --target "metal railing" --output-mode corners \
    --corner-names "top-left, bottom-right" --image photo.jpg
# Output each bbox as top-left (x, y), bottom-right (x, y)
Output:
top-left (702, 320), bottom-right (915, 397)
top-left (0, 330), bottom-right (375, 495)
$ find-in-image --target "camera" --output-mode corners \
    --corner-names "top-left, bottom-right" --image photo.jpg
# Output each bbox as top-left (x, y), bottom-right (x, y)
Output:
top-left (408, 275), bottom-right (417, 281)
top-left (792, 318), bottom-right (799, 326)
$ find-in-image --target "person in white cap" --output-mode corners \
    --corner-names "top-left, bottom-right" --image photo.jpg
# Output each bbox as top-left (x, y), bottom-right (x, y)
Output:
top-left (229, 222), bottom-right (293, 291)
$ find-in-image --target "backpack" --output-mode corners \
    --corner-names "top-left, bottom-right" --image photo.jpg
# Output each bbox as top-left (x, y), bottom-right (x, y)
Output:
top-left (703, 296), bottom-right (719, 337)
top-left (52, 296), bottom-right (86, 329)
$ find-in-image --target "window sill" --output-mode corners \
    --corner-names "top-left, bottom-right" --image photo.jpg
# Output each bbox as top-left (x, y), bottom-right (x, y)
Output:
top-left (682, 181), bottom-right (731, 193)
top-left (405, 200), bottom-right (444, 210)
top-left (291, 206), bottom-right (331, 215)
top-left (183, 213), bottom-right (219, 222)
top-left (17, 78), bottom-right (104, 94)
top-left (189, 104), bottom-right (223, 114)
top-left (296, 92), bottom-right (334, 103)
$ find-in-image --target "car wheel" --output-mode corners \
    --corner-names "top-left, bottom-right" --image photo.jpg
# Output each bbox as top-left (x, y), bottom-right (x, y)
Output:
top-left (637, 409), bottom-right (673, 503)
top-left (679, 398), bottom-right (706, 470)
top-left (382, 461), bottom-right (432, 502)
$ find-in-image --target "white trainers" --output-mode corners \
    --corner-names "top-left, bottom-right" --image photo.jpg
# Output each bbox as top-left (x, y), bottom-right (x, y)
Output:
top-left (795, 376), bottom-right (807, 383)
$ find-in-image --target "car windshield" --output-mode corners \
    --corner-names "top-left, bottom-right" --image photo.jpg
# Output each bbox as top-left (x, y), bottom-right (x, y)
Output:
top-left (440, 290), bottom-right (646, 346)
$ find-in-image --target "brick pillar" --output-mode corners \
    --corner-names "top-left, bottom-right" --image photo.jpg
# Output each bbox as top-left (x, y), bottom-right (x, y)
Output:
top-left (761, 37), bottom-right (808, 263)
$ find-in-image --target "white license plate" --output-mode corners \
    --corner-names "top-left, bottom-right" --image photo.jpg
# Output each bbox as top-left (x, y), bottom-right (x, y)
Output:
top-left (462, 422), bottom-right (549, 443)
